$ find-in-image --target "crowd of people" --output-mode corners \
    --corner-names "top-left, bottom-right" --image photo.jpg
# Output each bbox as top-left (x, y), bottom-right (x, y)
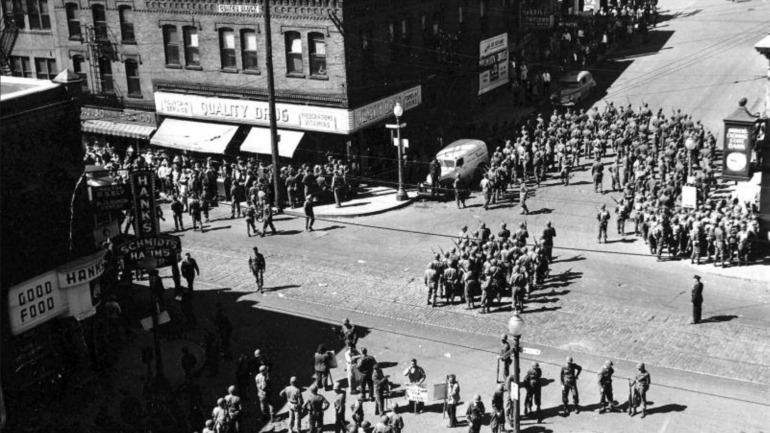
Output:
top-left (424, 221), bottom-right (556, 314)
top-left (471, 101), bottom-right (761, 267)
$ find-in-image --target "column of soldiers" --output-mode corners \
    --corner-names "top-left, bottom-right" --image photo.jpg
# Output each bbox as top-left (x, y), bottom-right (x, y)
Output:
top-left (424, 221), bottom-right (555, 313)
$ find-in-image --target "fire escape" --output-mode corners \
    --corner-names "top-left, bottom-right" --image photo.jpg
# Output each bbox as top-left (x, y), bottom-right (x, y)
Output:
top-left (82, 23), bottom-right (122, 99)
top-left (0, 12), bottom-right (20, 76)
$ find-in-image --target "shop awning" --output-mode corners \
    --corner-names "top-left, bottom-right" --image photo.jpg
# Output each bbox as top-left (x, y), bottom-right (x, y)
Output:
top-left (241, 127), bottom-right (305, 158)
top-left (82, 120), bottom-right (156, 140)
top-left (150, 119), bottom-right (238, 154)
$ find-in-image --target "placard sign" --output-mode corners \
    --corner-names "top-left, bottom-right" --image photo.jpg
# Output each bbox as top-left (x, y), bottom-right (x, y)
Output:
top-left (722, 124), bottom-right (752, 180)
top-left (7, 271), bottom-right (68, 336)
top-left (130, 171), bottom-right (159, 237)
top-left (405, 384), bottom-right (428, 402)
top-left (478, 34), bottom-right (509, 96)
top-left (682, 185), bottom-right (698, 209)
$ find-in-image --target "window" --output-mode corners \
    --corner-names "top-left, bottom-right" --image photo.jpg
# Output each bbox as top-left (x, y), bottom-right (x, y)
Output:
top-left (125, 59), bottom-right (141, 97)
top-left (34, 57), bottom-right (56, 80)
top-left (241, 29), bottom-right (258, 71)
top-left (183, 26), bottom-right (200, 67)
top-left (119, 6), bottom-right (135, 43)
top-left (3, 0), bottom-right (25, 28)
top-left (219, 28), bottom-right (236, 69)
top-left (10, 56), bottom-right (31, 77)
top-left (162, 25), bottom-right (180, 66)
top-left (479, 0), bottom-right (486, 18)
top-left (308, 32), bottom-right (326, 76)
top-left (66, 3), bottom-right (81, 39)
top-left (284, 31), bottom-right (302, 74)
top-left (98, 57), bottom-right (114, 94)
top-left (421, 15), bottom-right (426, 31)
top-left (92, 4), bottom-right (107, 40)
top-left (72, 55), bottom-right (89, 92)
top-left (401, 19), bottom-right (409, 41)
top-left (27, 0), bottom-right (50, 30)
top-left (458, 6), bottom-right (464, 23)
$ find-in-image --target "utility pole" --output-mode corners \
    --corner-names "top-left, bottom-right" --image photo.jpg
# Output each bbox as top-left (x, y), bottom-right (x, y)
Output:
top-left (263, 0), bottom-right (282, 211)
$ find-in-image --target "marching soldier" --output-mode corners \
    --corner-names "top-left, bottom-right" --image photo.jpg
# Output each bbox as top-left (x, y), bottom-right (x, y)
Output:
top-left (691, 275), bottom-right (704, 324)
top-left (522, 361), bottom-right (542, 420)
top-left (629, 363), bottom-right (651, 418)
top-left (541, 221), bottom-right (556, 263)
top-left (597, 360), bottom-right (616, 413)
top-left (560, 356), bottom-right (582, 415)
top-left (304, 385), bottom-right (330, 433)
top-left (597, 205), bottom-right (610, 243)
top-left (443, 261), bottom-right (461, 305)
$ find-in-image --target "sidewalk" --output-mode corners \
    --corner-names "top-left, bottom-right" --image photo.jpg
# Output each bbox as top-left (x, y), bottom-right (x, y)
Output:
top-left (283, 185), bottom-right (415, 218)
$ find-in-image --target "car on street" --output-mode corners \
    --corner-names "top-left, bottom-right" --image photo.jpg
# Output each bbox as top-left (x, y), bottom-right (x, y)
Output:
top-left (552, 70), bottom-right (596, 107)
top-left (418, 139), bottom-right (489, 197)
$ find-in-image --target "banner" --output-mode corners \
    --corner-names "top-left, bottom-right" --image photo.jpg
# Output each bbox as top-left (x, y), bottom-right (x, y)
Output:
top-left (478, 34), bottom-right (509, 96)
top-left (130, 171), bottom-right (159, 237)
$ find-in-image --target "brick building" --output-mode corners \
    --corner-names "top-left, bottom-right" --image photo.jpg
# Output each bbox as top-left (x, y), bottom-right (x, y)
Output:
top-left (5, 0), bottom-right (516, 173)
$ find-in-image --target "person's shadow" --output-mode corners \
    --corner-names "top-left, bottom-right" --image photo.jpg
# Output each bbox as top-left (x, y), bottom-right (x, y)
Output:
top-left (701, 315), bottom-right (738, 324)
top-left (647, 403), bottom-right (687, 415)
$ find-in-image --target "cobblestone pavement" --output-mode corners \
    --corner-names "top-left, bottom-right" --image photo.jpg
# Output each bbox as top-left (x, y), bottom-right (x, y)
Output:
top-left (159, 230), bottom-right (770, 387)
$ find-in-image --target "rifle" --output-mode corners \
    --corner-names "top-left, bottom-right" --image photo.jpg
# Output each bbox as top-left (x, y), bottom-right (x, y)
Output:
top-left (438, 245), bottom-right (445, 256)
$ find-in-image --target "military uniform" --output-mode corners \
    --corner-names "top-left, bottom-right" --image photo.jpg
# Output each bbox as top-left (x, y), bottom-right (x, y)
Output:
top-left (560, 359), bottom-right (582, 414)
top-left (249, 249), bottom-right (266, 292)
top-left (523, 363), bottom-right (542, 417)
top-left (424, 264), bottom-right (439, 307)
top-left (597, 207), bottom-right (610, 243)
top-left (691, 276), bottom-right (703, 324)
top-left (597, 363), bottom-right (615, 413)
top-left (630, 365), bottom-right (651, 417)
top-left (280, 383), bottom-right (304, 433)
top-left (304, 390), bottom-right (330, 433)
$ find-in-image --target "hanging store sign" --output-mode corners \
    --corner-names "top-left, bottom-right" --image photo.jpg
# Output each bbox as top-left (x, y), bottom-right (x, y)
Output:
top-left (89, 184), bottom-right (132, 212)
top-left (7, 272), bottom-right (67, 336)
top-left (478, 34), bottom-right (509, 95)
top-left (116, 234), bottom-right (183, 270)
top-left (349, 86), bottom-right (422, 131)
top-left (56, 250), bottom-right (106, 320)
top-left (722, 124), bottom-right (753, 181)
top-left (130, 171), bottom-right (159, 237)
top-left (81, 107), bottom-right (156, 125)
top-left (522, 9), bottom-right (553, 28)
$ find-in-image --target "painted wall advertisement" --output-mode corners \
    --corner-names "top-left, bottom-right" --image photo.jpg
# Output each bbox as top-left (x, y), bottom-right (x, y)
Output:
top-left (478, 34), bottom-right (509, 96)
top-left (722, 123), bottom-right (753, 180)
top-left (7, 251), bottom-right (106, 335)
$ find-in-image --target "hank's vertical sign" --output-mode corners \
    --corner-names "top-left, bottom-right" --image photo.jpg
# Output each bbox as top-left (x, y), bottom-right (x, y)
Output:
top-left (130, 171), bottom-right (159, 237)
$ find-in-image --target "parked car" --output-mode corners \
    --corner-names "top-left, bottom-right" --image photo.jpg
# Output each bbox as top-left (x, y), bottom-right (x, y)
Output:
top-left (418, 139), bottom-right (489, 197)
top-left (552, 70), bottom-right (596, 107)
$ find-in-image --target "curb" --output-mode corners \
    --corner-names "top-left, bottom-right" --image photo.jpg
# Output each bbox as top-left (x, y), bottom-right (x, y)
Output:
top-left (282, 196), bottom-right (414, 218)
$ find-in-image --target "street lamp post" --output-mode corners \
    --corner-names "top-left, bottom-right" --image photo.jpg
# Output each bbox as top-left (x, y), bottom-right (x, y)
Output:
top-left (685, 137), bottom-right (697, 181)
top-left (507, 314), bottom-right (526, 433)
top-left (393, 102), bottom-right (408, 201)
top-left (142, 255), bottom-right (164, 379)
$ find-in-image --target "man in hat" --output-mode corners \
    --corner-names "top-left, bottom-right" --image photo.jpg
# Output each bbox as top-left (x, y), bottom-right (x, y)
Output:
top-left (691, 275), bottom-right (704, 324)
top-left (304, 384), bottom-right (330, 433)
top-left (180, 253), bottom-right (200, 297)
top-left (597, 204), bottom-right (611, 243)
top-left (255, 365), bottom-right (274, 422)
top-left (249, 247), bottom-right (266, 293)
top-left (225, 385), bottom-right (243, 433)
top-left (403, 359), bottom-right (427, 413)
top-left (597, 360), bottom-right (616, 413)
top-left (560, 356), bottom-right (582, 415)
top-left (279, 376), bottom-right (304, 433)
top-left (630, 363), bottom-right (651, 417)
top-left (466, 395), bottom-right (485, 433)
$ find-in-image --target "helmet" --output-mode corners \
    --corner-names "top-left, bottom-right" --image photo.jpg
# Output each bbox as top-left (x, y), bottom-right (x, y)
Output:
top-left (228, 385), bottom-right (237, 394)
top-left (605, 360), bottom-right (613, 368)
top-left (310, 385), bottom-right (319, 393)
top-left (532, 362), bottom-right (539, 368)
top-left (217, 398), bottom-right (226, 406)
top-left (637, 362), bottom-right (645, 370)
top-left (474, 394), bottom-right (482, 402)
top-left (501, 334), bottom-right (508, 341)
top-left (259, 365), bottom-right (267, 372)
top-left (566, 356), bottom-right (573, 364)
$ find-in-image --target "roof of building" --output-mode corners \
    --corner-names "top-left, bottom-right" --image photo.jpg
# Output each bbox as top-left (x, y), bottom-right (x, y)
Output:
top-left (0, 76), bottom-right (60, 102)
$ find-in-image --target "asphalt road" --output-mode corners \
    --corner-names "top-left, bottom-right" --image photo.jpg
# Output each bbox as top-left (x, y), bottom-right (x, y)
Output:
top-left (151, 1), bottom-right (770, 431)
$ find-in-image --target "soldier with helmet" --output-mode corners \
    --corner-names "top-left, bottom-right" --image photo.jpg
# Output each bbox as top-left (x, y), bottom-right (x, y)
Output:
top-left (304, 384), bottom-right (330, 433)
top-left (560, 356), bottom-right (582, 415)
top-left (597, 204), bottom-right (611, 243)
top-left (629, 363), bottom-right (651, 417)
top-left (424, 262), bottom-right (439, 307)
top-left (279, 376), bottom-right (303, 433)
top-left (541, 221), bottom-right (556, 263)
top-left (255, 365), bottom-right (274, 422)
top-left (522, 361), bottom-right (542, 419)
top-left (597, 360), bottom-right (616, 413)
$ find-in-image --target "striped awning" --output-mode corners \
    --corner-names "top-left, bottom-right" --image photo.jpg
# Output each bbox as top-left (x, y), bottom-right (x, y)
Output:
top-left (81, 120), bottom-right (156, 140)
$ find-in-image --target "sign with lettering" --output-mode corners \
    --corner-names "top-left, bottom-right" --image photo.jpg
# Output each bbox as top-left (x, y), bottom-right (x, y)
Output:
top-left (89, 184), bottom-right (132, 212)
top-left (57, 250), bottom-right (106, 290)
top-left (7, 271), bottom-right (68, 336)
top-left (130, 171), bottom-right (159, 237)
top-left (155, 92), bottom-right (351, 134)
top-left (81, 107), bottom-right (156, 125)
top-left (349, 86), bottom-right (422, 131)
top-left (116, 234), bottom-right (183, 270)
top-left (405, 384), bottom-right (428, 402)
top-left (478, 34), bottom-right (509, 95)
top-left (522, 9), bottom-right (553, 28)
top-left (217, 4), bottom-right (261, 14)
top-left (722, 124), bottom-right (752, 180)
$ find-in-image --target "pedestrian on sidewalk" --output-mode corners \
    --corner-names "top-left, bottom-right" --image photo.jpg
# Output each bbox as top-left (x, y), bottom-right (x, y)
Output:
top-left (249, 247), bottom-right (266, 293)
top-left (519, 182), bottom-right (530, 215)
top-left (597, 205), bottom-right (610, 243)
top-left (522, 361), bottom-right (542, 420)
top-left (345, 344), bottom-right (362, 393)
top-left (629, 363), bottom-right (651, 418)
top-left (245, 204), bottom-right (258, 237)
top-left (373, 364), bottom-right (389, 416)
top-left (403, 359), bottom-right (427, 413)
top-left (231, 181), bottom-right (244, 218)
top-left (446, 374), bottom-right (460, 427)
top-left (454, 174), bottom-right (466, 209)
top-left (171, 196), bottom-right (185, 231)
top-left (466, 395), bottom-right (485, 433)
top-left (357, 348), bottom-right (377, 401)
top-left (691, 275), bottom-right (704, 324)
top-left (261, 203), bottom-right (277, 237)
top-left (389, 403), bottom-right (404, 433)
top-left (597, 360), bottom-right (616, 413)
top-left (491, 384), bottom-right (505, 433)
top-left (314, 344), bottom-right (334, 390)
top-left (180, 252), bottom-right (200, 296)
top-left (560, 356), bottom-right (582, 415)
top-left (304, 196), bottom-right (316, 232)
top-left (190, 195), bottom-right (203, 231)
